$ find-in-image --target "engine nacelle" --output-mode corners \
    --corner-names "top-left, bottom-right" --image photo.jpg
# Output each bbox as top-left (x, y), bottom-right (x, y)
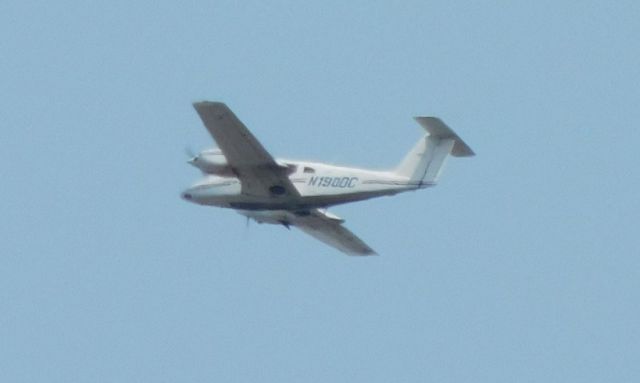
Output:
top-left (189, 148), bottom-right (234, 175)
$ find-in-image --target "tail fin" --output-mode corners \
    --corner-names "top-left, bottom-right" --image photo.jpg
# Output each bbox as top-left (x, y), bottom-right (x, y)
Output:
top-left (395, 117), bottom-right (474, 183)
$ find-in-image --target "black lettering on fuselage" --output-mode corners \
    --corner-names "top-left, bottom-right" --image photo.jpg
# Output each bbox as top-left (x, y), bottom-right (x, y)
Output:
top-left (307, 176), bottom-right (358, 188)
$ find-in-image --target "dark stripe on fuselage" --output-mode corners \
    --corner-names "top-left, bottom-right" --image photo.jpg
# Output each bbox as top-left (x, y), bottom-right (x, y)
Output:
top-left (361, 180), bottom-right (435, 187)
top-left (228, 189), bottom-right (403, 211)
top-left (191, 181), bottom-right (239, 190)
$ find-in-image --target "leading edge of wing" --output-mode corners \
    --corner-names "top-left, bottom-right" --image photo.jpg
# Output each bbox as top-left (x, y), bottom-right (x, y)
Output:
top-left (292, 210), bottom-right (377, 256)
top-left (192, 101), bottom-right (276, 167)
top-left (192, 101), bottom-right (300, 198)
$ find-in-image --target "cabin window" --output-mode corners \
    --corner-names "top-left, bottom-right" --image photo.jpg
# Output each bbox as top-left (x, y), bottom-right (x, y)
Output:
top-left (303, 167), bottom-right (315, 174)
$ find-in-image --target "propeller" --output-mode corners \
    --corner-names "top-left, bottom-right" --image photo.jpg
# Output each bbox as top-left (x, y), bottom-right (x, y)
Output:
top-left (184, 146), bottom-right (197, 159)
top-left (184, 146), bottom-right (199, 165)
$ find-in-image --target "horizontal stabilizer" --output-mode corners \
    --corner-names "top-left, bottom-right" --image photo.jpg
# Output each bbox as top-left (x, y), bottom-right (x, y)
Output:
top-left (414, 117), bottom-right (475, 157)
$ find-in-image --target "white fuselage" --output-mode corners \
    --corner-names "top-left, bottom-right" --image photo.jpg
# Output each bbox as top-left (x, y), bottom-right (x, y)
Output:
top-left (182, 159), bottom-right (431, 211)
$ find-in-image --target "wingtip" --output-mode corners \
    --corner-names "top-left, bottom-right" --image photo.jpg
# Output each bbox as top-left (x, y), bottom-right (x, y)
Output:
top-left (348, 250), bottom-right (378, 256)
top-left (192, 100), bottom-right (227, 108)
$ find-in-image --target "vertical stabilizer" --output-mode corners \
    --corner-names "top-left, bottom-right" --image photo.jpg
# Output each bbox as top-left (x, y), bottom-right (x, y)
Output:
top-left (395, 117), bottom-right (474, 184)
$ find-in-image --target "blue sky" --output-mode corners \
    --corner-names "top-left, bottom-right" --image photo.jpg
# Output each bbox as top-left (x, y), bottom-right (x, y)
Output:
top-left (2, 1), bottom-right (639, 381)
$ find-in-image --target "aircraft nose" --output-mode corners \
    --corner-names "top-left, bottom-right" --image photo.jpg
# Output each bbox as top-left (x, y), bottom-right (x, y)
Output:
top-left (181, 187), bottom-right (196, 202)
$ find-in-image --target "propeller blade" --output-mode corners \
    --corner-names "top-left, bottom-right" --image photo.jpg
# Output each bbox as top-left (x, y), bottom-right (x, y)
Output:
top-left (184, 146), bottom-right (197, 159)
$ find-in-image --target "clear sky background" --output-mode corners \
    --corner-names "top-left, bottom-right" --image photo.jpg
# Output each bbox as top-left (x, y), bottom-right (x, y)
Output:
top-left (2, 1), bottom-right (639, 382)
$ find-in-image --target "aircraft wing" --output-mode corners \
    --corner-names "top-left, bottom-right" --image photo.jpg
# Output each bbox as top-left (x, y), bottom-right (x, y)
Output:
top-left (193, 101), bottom-right (299, 198)
top-left (292, 210), bottom-right (376, 256)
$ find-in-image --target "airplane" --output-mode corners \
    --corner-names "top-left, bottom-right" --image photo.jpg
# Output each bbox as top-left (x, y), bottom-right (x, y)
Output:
top-left (182, 101), bottom-right (474, 256)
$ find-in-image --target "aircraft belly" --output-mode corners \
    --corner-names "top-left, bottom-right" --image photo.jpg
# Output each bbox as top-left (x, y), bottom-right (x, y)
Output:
top-left (188, 176), bottom-right (414, 210)
top-left (298, 189), bottom-right (404, 207)
top-left (198, 188), bottom-right (299, 210)
top-left (217, 190), bottom-right (398, 211)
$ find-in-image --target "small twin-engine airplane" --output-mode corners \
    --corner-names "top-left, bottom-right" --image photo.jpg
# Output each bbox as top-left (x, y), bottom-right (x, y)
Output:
top-left (182, 102), bottom-right (474, 255)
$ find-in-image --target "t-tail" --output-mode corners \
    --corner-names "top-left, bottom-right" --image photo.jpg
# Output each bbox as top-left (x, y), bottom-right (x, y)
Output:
top-left (395, 117), bottom-right (474, 185)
